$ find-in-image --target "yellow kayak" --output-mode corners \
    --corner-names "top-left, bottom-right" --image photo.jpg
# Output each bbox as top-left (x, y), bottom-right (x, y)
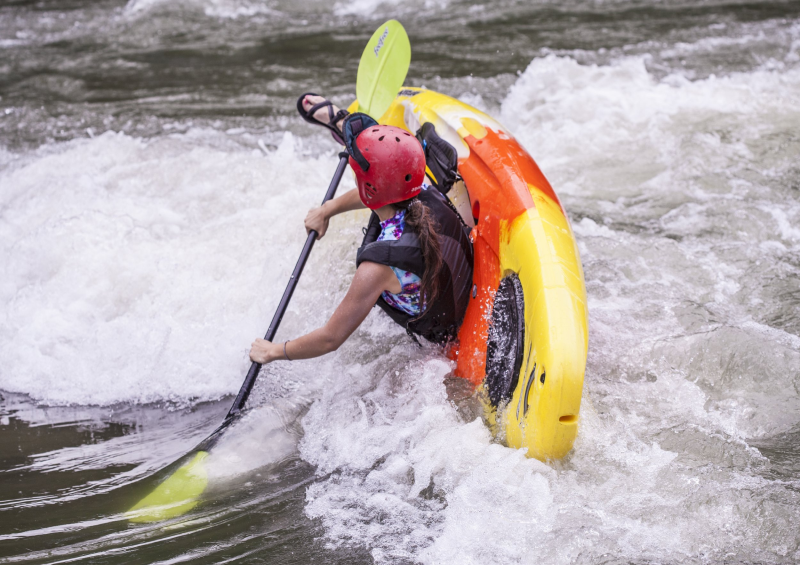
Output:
top-left (352, 88), bottom-right (588, 460)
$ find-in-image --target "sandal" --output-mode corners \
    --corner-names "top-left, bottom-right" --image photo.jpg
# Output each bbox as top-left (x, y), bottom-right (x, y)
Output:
top-left (296, 92), bottom-right (349, 145)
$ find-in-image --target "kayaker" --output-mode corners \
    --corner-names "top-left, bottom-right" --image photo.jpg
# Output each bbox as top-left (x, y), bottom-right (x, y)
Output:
top-left (248, 94), bottom-right (473, 365)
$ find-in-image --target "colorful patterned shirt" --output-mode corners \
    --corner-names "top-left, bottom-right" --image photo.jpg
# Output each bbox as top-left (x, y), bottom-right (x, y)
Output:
top-left (378, 209), bottom-right (422, 316)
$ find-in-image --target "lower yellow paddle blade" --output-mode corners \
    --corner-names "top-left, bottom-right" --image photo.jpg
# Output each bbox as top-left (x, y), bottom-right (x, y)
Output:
top-left (356, 19), bottom-right (410, 118)
top-left (126, 451), bottom-right (209, 523)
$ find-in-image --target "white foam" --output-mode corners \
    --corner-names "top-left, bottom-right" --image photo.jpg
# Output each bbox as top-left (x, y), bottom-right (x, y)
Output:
top-left (297, 48), bottom-right (800, 563)
top-left (124, 0), bottom-right (282, 18)
top-left (204, 399), bottom-right (304, 480)
top-left (332, 0), bottom-right (449, 17)
top-left (3, 22), bottom-right (800, 564)
top-left (0, 129), bottom-right (350, 406)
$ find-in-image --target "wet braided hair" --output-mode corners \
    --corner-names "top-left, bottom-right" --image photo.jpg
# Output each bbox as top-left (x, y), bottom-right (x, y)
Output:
top-left (394, 196), bottom-right (442, 316)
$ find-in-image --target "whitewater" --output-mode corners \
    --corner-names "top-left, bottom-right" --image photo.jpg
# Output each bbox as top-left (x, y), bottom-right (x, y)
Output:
top-left (1, 0), bottom-right (799, 563)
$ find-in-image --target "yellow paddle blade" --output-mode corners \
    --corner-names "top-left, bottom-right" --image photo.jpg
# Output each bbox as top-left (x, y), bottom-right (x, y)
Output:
top-left (126, 451), bottom-right (209, 523)
top-left (356, 19), bottom-right (410, 119)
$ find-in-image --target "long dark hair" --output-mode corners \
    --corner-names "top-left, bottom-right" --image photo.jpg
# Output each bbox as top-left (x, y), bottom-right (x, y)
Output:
top-left (394, 196), bottom-right (442, 314)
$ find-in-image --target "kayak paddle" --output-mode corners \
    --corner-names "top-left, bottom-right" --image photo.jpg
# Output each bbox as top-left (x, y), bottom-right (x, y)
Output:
top-left (126, 155), bottom-right (349, 523)
top-left (126, 19), bottom-right (411, 523)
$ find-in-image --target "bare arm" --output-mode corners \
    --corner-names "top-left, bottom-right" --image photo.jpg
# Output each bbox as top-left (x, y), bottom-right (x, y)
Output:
top-left (304, 188), bottom-right (366, 239)
top-left (249, 261), bottom-right (401, 363)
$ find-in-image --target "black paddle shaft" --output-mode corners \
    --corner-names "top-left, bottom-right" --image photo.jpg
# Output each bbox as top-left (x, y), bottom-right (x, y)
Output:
top-left (226, 153), bottom-right (350, 420)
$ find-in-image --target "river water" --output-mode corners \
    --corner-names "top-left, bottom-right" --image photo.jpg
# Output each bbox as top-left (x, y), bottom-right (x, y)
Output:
top-left (1, 0), bottom-right (799, 563)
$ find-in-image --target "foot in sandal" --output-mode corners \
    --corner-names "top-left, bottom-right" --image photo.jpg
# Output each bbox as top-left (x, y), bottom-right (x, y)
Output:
top-left (296, 93), bottom-right (349, 144)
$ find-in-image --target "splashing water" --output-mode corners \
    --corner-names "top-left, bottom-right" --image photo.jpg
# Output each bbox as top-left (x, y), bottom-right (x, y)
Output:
top-left (1, 0), bottom-right (799, 563)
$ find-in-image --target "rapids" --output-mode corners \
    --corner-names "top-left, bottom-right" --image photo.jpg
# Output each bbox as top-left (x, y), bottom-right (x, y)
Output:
top-left (1, 0), bottom-right (799, 563)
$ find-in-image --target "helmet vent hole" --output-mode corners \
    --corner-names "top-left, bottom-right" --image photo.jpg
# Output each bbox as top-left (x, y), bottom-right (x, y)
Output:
top-left (378, 135), bottom-right (385, 141)
top-left (405, 174), bottom-right (412, 182)
top-left (395, 137), bottom-right (400, 142)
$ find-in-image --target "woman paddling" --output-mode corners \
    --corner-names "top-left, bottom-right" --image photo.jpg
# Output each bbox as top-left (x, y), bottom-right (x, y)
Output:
top-left (249, 94), bottom-right (473, 365)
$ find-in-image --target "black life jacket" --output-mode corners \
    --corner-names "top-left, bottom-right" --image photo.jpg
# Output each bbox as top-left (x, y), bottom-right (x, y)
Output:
top-left (356, 188), bottom-right (474, 344)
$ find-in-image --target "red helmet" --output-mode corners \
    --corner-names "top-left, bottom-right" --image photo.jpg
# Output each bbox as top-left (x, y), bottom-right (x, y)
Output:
top-left (349, 125), bottom-right (425, 210)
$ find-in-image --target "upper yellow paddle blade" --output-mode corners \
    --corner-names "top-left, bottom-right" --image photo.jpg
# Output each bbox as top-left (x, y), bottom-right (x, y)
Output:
top-left (126, 451), bottom-right (208, 523)
top-left (356, 20), bottom-right (411, 118)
